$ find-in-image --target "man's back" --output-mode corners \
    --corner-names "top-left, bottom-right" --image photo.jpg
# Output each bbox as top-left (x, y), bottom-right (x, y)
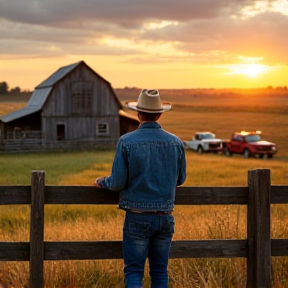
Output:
top-left (116, 122), bottom-right (186, 211)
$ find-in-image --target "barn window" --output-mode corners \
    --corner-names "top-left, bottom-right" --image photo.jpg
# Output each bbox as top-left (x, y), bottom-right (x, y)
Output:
top-left (71, 81), bottom-right (93, 116)
top-left (57, 124), bottom-right (65, 141)
top-left (96, 122), bottom-right (109, 136)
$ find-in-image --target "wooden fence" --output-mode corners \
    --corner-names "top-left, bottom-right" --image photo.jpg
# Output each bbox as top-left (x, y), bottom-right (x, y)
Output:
top-left (0, 169), bottom-right (288, 288)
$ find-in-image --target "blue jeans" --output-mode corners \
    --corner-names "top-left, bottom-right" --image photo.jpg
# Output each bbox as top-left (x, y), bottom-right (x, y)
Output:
top-left (122, 211), bottom-right (175, 288)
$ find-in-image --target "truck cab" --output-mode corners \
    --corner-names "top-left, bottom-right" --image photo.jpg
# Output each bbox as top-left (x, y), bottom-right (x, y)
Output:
top-left (225, 131), bottom-right (277, 158)
top-left (185, 132), bottom-right (223, 154)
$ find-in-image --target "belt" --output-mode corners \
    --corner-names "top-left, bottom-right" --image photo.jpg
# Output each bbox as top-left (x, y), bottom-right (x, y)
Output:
top-left (128, 209), bottom-right (173, 215)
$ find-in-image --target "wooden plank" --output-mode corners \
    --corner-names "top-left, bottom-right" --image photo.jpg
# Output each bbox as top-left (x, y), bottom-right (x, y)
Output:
top-left (175, 186), bottom-right (248, 205)
top-left (271, 239), bottom-right (288, 256)
top-left (30, 171), bottom-right (45, 288)
top-left (0, 239), bottom-right (248, 262)
top-left (0, 242), bottom-right (29, 261)
top-left (169, 239), bottom-right (247, 258)
top-left (44, 186), bottom-right (248, 205)
top-left (44, 241), bottom-right (123, 260)
top-left (271, 185), bottom-right (288, 204)
top-left (43, 239), bottom-right (247, 260)
top-left (247, 169), bottom-right (271, 288)
top-left (0, 186), bottom-right (31, 204)
top-left (44, 186), bottom-right (120, 204)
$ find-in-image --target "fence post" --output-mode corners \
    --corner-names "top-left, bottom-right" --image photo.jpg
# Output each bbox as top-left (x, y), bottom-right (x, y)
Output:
top-left (30, 171), bottom-right (45, 288)
top-left (247, 169), bottom-right (271, 288)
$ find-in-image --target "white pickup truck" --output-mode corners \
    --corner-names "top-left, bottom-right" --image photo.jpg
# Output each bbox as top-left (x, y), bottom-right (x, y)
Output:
top-left (184, 132), bottom-right (223, 154)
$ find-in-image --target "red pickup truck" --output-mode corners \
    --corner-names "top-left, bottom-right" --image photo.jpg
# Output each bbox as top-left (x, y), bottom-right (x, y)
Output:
top-left (223, 131), bottom-right (277, 159)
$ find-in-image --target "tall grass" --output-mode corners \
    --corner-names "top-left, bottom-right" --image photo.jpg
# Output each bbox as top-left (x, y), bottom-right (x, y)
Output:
top-left (1, 150), bottom-right (288, 287)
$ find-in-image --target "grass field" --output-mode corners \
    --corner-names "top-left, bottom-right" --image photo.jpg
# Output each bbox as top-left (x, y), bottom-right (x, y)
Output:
top-left (0, 91), bottom-right (288, 287)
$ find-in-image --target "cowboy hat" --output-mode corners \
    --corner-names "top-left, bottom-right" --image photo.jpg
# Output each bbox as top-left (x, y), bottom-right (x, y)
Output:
top-left (127, 89), bottom-right (171, 113)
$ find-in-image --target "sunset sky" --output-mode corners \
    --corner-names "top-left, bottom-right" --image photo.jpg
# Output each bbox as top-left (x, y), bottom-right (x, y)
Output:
top-left (0, 0), bottom-right (288, 91)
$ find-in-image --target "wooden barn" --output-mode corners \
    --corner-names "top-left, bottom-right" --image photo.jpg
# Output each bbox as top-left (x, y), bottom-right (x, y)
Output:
top-left (0, 61), bottom-right (139, 152)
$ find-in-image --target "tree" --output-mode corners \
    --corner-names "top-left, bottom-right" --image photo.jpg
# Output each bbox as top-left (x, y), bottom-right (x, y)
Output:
top-left (10, 86), bottom-right (21, 93)
top-left (0, 81), bottom-right (9, 94)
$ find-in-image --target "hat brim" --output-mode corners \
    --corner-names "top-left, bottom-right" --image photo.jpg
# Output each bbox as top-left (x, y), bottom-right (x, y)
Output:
top-left (127, 102), bottom-right (171, 113)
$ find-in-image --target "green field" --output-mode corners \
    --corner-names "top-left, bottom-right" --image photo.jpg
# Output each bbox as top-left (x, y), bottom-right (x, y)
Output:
top-left (0, 91), bottom-right (288, 287)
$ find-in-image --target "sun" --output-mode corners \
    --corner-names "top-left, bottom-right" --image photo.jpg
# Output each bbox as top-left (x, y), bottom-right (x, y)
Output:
top-left (226, 63), bottom-right (268, 78)
top-left (242, 63), bottom-right (266, 77)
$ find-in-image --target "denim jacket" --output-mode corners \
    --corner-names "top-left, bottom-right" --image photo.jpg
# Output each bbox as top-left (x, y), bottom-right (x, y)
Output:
top-left (100, 122), bottom-right (186, 211)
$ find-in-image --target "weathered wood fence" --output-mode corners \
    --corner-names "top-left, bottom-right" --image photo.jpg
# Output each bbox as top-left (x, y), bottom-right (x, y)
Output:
top-left (1, 169), bottom-right (288, 288)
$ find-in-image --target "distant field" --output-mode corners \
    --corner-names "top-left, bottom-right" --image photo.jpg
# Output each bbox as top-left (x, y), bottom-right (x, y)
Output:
top-left (115, 87), bottom-right (288, 107)
top-left (0, 92), bottom-right (30, 116)
top-left (0, 92), bottom-right (31, 103)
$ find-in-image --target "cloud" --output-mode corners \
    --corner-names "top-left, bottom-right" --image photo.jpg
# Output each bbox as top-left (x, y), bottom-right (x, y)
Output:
top-left (0, 0), bottom-right (250, 25)
top-left (0, 0), bottom-right (287, 66)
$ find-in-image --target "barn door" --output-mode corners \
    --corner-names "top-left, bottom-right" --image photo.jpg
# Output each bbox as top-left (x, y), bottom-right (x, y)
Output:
top-left (57, 124), bottom-right (65, 141)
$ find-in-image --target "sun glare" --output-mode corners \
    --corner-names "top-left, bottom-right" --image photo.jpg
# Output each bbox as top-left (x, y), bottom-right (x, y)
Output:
top-left (226, 63), bottom-right (269, 78)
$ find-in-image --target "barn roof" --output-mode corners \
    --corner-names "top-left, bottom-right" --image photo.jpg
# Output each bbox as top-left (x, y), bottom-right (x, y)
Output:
top-left (0, 61), bottom-right (123, 123)
top-left (26, 87), bottom-right (53, 109)
top-left (36, 62), bottom-right (81, 88)
top-left (35, 60), bottom-right (115, 89)
top-left (34, 60), bottom-right (122, 109)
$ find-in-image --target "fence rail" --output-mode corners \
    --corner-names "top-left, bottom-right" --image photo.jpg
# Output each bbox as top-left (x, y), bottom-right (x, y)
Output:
top-left (1, 169), bottom-right (288, 288)
top-left (5, 130), bottom-right (42, 140)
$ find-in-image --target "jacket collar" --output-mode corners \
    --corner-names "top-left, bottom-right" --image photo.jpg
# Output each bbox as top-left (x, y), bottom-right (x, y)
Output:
top-left (138, 122), bottom-right (161, 129)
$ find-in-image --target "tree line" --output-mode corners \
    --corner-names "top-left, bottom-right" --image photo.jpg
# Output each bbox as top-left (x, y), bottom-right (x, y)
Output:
top-left (0, 81), bottom-right (31, 94)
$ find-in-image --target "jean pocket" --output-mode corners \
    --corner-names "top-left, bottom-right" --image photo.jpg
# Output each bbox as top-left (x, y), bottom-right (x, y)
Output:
top-left (125, 219), bottom-right (152, 235)
top-left (161, 218), bottom-right (175, 234)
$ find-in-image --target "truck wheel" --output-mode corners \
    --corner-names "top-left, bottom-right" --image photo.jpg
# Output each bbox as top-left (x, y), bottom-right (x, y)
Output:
top-left (225, 148), bottom-right (232, 156)
top-left (197, 146), bottom-right (203, 154)
top-left (268, 154), bottom-right (273, 159)
top-left (243, 149), bottom-right (250, 158)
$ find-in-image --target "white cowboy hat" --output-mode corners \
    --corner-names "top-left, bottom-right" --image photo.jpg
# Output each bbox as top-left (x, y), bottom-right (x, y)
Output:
top-left (127, 89), bottom-right (171, 113)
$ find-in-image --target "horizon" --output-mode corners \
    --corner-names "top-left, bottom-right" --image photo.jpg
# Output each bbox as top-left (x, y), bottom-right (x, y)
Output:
top-left (2, 85), bottom-right (288, 94)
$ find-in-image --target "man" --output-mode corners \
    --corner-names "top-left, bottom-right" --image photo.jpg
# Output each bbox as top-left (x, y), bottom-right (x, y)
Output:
top-left (94, 89), bottom-right (186, 288)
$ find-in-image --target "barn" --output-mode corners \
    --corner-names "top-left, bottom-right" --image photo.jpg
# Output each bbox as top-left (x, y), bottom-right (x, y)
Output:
top-left (0, 61), bottom-right (139, 152)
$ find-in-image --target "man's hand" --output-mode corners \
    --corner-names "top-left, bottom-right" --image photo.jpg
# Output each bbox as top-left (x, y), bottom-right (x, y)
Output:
top-left (94, 179), bottom-right (102, 188)
top-left (94, 177), bottom-right (106, 188)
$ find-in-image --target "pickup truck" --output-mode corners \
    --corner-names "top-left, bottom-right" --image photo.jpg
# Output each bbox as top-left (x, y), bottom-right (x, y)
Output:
top-left (184, 132), bottom-right (223, 154)
top-left (224, 131), bottom-right (277, 158)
